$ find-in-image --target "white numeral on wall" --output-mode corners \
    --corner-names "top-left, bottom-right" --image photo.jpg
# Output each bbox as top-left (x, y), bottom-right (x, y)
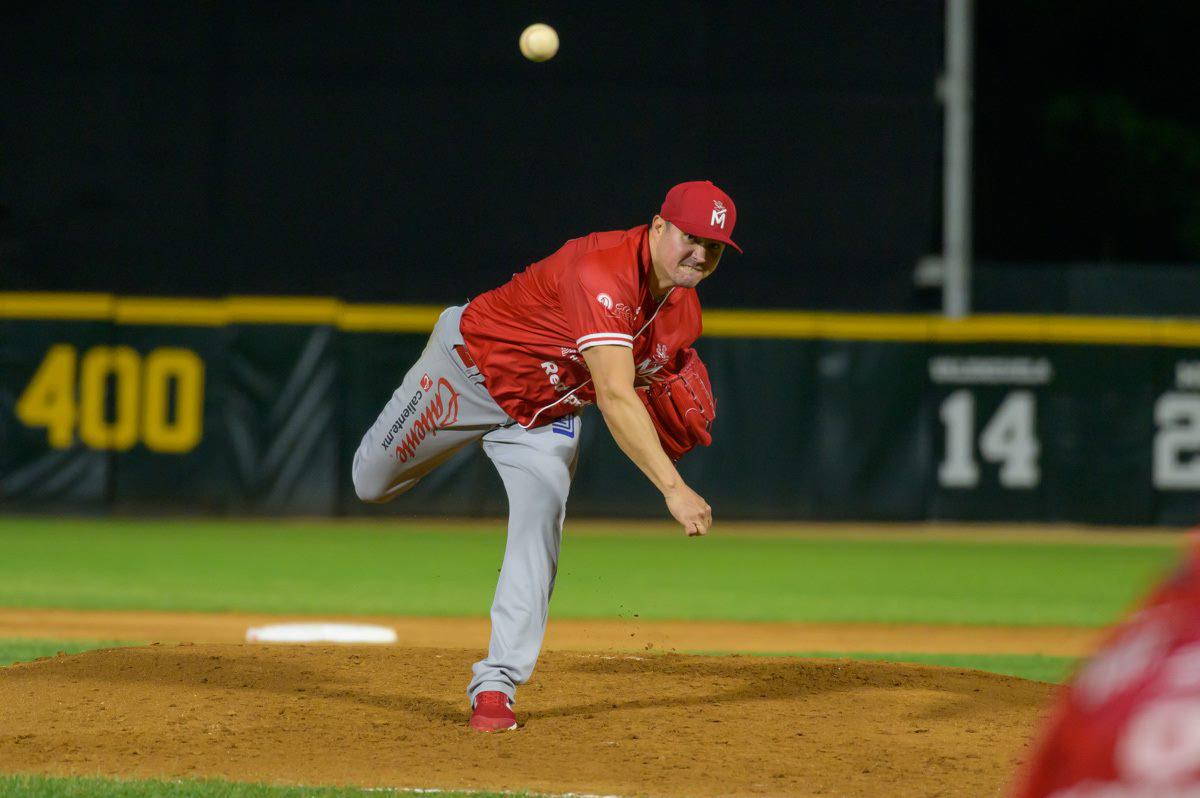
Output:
top-left (938, 390), bottom-right (1040, 489)
top-left (1153, 393), bottom-right (1200, 490)
top-left (938, 390), bottom-right (979, 487)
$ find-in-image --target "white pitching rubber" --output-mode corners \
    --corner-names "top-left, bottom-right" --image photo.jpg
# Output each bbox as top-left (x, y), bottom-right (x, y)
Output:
top-left (245, 623), bottom-right (398, 644)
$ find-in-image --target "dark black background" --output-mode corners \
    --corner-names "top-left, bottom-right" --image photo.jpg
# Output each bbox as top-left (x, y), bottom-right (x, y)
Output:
top-left (1, 2), bottom-right (1196, 310)
top-left (975, 1), bottom-right (1200, 264)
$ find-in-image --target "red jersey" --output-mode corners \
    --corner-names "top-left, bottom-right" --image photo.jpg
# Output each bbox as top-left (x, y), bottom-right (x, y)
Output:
top-left (459, 224), bottom-right (703, 428)
top-left (1013, 540), bottom-right (1200, 798)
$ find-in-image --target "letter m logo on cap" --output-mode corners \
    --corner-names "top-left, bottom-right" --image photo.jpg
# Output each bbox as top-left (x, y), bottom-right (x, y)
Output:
top-left (710, 200), bottom-right (727, 229)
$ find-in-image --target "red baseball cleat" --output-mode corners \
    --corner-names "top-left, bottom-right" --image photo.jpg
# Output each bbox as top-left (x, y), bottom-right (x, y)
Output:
top-left (469, 690), bottom-right (518, 732)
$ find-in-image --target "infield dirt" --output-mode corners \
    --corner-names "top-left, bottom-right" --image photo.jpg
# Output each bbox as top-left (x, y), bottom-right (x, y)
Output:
top-left (0, 641), bottom-right (1055, 798)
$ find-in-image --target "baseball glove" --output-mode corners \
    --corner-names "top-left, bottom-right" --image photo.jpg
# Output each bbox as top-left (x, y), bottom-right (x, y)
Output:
top-left (638, 347), bottom-right (716, 461)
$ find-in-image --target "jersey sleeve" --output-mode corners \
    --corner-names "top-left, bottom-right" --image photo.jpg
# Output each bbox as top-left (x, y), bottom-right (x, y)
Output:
top-left (560, 255), bottom-right (638, 353)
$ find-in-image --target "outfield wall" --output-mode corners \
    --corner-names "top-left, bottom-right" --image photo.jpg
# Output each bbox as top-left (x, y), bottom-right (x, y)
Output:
top-left (2, 293), bottom-right (1199, 525)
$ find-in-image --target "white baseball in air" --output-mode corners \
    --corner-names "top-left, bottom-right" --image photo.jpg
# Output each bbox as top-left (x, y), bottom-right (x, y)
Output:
top-left (520, 23), bottom-right (559, 62)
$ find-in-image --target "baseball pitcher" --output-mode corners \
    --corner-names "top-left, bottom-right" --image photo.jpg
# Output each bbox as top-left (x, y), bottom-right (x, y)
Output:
top-left (352, 180), bottom-right (740, 732)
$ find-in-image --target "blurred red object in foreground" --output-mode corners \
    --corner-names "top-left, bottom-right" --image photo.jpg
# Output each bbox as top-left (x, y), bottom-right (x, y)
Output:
top-left (1014, 532), bottom-right (1200, 797)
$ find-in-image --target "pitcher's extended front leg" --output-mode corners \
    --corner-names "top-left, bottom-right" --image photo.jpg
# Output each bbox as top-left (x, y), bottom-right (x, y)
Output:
top-left (468, 415), bottom-right (581, 703)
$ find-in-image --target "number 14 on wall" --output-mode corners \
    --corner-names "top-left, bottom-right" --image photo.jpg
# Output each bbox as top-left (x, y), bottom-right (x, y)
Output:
top-left (938, 390), bottom-right (1040, 490)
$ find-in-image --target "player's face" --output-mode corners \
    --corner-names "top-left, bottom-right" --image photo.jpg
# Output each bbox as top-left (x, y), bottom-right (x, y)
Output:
top-left (651, 218), bottom-right (725, 290)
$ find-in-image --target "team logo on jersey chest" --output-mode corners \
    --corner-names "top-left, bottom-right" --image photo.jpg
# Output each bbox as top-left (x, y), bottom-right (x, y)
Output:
top-left (636, 358), bottom-right (668, 383)
top-left (596, 293), bottom-right (613, 310)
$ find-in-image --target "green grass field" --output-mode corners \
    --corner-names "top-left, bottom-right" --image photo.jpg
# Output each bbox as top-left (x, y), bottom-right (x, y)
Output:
top-left (0, 518), bottom-right (1179, 624)
top-left (0, 517), bottom-right (1183, 798)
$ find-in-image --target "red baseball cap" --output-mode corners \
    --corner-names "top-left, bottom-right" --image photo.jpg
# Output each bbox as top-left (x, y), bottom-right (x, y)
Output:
top-left (659, 180), bottom-right (742, 253)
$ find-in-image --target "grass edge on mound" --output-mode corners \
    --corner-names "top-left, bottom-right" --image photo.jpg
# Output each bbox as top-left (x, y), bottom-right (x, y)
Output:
top-left (0, 638), bottom-right (141, 667)
top-left (738, 649), bottom-right (1079, 683)
top-left (0, 638), bottom-right (1079, 683)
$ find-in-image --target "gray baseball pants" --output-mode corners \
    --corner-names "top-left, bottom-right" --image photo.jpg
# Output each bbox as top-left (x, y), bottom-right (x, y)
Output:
top-left (351, 304), bottom-right (581, 705)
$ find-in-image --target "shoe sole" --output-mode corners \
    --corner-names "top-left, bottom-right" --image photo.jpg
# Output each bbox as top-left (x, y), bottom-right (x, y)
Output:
top-left (470, 720), bottom-right (518, 733)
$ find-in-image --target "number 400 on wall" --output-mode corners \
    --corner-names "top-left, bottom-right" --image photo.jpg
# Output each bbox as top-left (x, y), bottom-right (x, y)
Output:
top-left (16, 344), bottom-right (204, 454)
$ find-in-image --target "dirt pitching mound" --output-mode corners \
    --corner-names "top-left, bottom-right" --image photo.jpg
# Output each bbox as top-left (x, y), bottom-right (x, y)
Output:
top-left (0, 644), bottom-right (1055, 798)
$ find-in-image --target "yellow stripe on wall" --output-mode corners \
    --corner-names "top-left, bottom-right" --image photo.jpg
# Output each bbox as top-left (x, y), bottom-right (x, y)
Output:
top-left (114, 297), bottom-right (229, 326)
top-left (338, 303), bottom-right (444, 332)
top-left (2, 292), bottom-right (1199, 346)
top-left (0, 292), bottom-right (115, 321)
top-left (225, 296), bottom-right (344, 325)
